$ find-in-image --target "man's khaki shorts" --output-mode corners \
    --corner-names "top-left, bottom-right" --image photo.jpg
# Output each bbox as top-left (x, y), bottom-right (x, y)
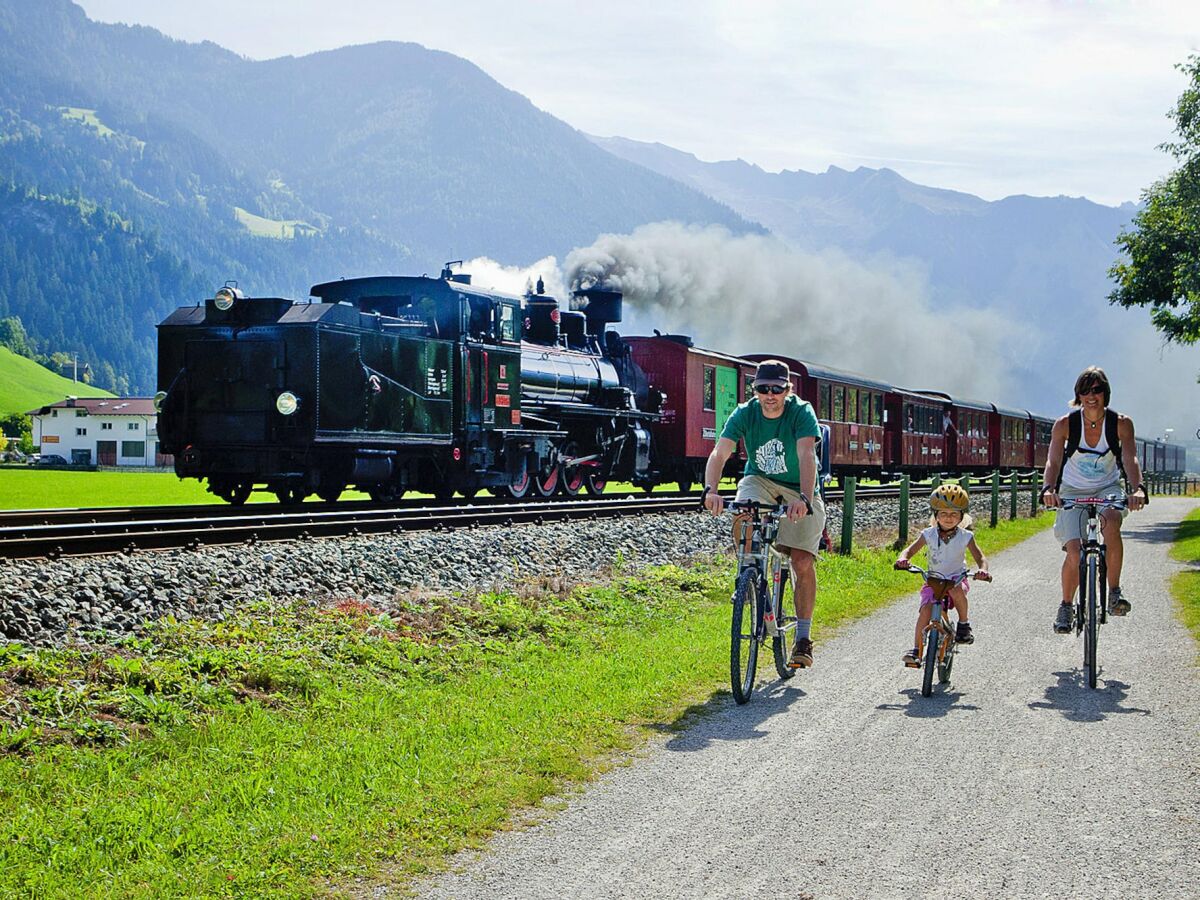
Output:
top-left (734, 474), bottom-right (827, 556)
top-left (1053, 483), bottom-right (1128, 548)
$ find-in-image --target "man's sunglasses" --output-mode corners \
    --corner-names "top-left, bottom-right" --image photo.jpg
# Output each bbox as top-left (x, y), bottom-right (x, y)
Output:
top-left (754, 384), bottom-right (787, 395)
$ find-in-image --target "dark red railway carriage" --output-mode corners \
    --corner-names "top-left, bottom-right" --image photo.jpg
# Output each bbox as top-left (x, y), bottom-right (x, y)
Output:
top-left (625, 334), bottom-right (756, 490)
top-left (1032, 413), bottom-right (1054, 470)
top-left (916, 391), bottom-right (993, 474)
top-left (884, 389), bottom-right (947, 478)
top-left (995, 405), bottom-right (1033, 472)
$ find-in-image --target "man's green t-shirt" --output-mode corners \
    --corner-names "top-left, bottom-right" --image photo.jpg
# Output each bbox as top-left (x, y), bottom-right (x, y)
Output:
top-left (720, 395), bottom-right (820, 488)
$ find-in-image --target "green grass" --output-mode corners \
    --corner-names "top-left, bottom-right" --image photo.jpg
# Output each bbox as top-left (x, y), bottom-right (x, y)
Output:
top-left (233, 206), bottom-right (320, 240)
top-left (1169, 505), bottom-right (1200, 656)
top-left (59, 107), bottom-right (115, 138)
top-left (0, 512), bottom-right (1052, 897)
top-left (0, 347), bottom-right (113, 419)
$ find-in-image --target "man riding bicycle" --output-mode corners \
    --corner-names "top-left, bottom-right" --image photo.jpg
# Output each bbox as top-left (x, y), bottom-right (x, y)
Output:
top-left (1041, 366), bottom-right (1146, 634)
top-left (703, 359), bottom-right (827, 668)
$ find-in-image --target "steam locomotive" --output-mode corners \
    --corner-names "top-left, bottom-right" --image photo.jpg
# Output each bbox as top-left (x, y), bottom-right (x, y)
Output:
top-left (156, 266), bottom-right (661, 504)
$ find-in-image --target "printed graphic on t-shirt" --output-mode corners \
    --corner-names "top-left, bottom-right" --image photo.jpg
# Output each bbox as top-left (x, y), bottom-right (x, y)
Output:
top-left (1077, 454), bottom-right (1107, 479)
top-left (756, 438), bottom-right (789, 476)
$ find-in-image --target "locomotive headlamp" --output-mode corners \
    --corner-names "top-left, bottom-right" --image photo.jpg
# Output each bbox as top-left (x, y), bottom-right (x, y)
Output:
top-left (275, 391), bottom-right (300, 416)
top-left (214, 286), bottom-right (242, 311)
top-left (153, 391), bottom-right (167, 412)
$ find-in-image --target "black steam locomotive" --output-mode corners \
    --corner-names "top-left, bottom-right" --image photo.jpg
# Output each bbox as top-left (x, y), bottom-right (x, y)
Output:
top-left (155, 265), bottom-right (658, 504)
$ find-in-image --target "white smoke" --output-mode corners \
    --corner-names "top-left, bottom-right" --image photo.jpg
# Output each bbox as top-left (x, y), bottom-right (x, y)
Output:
top-left (563, 222), bottom-right (1012, 399)
top-left (460, 255), bottom-right (566, 299)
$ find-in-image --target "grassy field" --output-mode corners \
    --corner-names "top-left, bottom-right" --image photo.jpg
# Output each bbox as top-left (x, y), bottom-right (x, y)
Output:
top-left (1170, 506), bottom-right (1200, 656)
top-left (0, 512), bottom-right (1052, 897)
top-left (0, 347), bottom-right (113, 419)
top-left (0, 469), bottom-right (714, 510)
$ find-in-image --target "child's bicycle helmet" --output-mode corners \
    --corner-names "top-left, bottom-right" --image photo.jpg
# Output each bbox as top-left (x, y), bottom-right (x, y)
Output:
top-left (929, 483), bottom-right (969, 513)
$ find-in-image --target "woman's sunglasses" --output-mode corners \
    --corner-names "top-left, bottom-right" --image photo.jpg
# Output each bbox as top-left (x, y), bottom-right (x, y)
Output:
top-left (754, 384), bottom-right (787, 395)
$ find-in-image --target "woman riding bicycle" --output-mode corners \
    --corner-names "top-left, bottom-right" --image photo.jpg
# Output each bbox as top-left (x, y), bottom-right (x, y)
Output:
top-left (1040, 366), bottom-right (1146, 634)
top-left (703, 359), bottom-right (826, 668)
top-left (894, 484), bottom-right (989, 667)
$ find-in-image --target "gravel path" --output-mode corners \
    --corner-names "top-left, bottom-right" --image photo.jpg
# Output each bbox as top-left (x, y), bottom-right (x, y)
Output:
top-left (415, 497), bottom-right (1200, 900)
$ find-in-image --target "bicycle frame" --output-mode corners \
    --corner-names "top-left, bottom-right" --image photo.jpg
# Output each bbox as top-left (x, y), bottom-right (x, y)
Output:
top-left (1059, 496), bottom-right (1126, 688)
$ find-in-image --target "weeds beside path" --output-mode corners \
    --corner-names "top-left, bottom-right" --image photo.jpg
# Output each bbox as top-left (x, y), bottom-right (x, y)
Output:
top-left (1170, 505), bottom-right (1200, 656)
top-left (0, 513), bottom-right (1053, 898)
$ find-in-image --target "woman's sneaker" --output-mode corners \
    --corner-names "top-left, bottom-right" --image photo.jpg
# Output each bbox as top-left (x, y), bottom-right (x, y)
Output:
top-left (1109, 587), bottom-right (1132, 616)
top-left (955, 622), bottom-right (974, 644)
top-left (902, 647), bottom-right (921, 668)
top-left (1054, 603), bottom-right (1074, 634)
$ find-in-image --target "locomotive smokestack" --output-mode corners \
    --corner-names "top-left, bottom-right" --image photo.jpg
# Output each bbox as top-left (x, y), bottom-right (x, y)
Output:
top-left (572, 287), bottom-right (623, 335)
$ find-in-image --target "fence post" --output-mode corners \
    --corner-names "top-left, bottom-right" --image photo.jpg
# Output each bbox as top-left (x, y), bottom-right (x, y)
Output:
top-left (958, 474), bottom-right (970, 494)
top-left (840, 476), bottom-right (856, 554)
top-left (1010, 470), bottom-right (1018, 520)
top-left (1031, 470), bottom-right (1040, 517)
top-left (990, 470), bottom-right (1000, 527)
top-left (898, 475), bottom-right (910, 548)
top-left (932, 473), bottom-right (942, 489)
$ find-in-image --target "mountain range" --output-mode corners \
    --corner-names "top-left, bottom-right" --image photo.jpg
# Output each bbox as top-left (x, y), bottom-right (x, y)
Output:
top-left (0, 0), bottom-right (1195, 441)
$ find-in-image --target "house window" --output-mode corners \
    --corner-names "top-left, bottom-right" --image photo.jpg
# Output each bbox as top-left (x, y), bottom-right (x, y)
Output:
top-left (76, 427), bottom-right (87, 436)
top-left (128, 422), bottom-right (140, 431)
top-left (121, 441), bottom-right (145, 457)
top-left (76, 409), bottom-right (88, 418)
top-left (101, 422), bottom-right (113, 430)
top-left (51, 409), bottom-right (58, 417)
top-left (703, 366), bottom-right (715, 411)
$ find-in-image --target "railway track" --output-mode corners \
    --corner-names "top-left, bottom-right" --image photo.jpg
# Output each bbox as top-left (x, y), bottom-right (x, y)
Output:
top-left (0, 485), bottom-right (921, 561)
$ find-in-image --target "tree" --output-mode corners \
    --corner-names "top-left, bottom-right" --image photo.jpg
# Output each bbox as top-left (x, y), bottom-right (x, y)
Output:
top-left (1109, 55), bottom-right (1200, 345)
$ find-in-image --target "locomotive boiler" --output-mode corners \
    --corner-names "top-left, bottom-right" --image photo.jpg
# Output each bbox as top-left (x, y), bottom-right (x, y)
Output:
top-left (155, 266), bottom-right (658, 504)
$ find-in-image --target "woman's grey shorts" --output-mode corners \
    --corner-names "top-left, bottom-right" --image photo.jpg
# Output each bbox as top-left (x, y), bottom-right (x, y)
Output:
top-left (1053, 484), bottom-right (1128, 548)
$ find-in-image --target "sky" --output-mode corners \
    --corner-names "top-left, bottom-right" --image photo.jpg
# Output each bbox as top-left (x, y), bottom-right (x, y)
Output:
top-left (77, 0), bottom-right (1200, 206)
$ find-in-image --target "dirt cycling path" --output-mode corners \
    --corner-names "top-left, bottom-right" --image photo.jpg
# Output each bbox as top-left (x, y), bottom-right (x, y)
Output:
top-left (415, 498), bottom-right (1200, 900)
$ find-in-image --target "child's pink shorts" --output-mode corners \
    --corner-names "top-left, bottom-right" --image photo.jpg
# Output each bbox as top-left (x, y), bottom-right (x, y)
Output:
top-left (920, 579), bottom-right (969, 607)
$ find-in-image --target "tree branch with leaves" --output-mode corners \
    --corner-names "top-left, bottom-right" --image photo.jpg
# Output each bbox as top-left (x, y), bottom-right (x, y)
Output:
top-left (1109, 54), bottom-right (1200, 346)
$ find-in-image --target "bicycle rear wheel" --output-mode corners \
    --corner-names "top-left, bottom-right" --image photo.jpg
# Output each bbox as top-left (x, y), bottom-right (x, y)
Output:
top-left (769, 555), bottom-right (797, 681)
top-left (730, 568), bottom-right (763, 704)
top-left (921, 628), bottom-right (940, 697)
top-left (1084, 554), bottom-right (1099, 689)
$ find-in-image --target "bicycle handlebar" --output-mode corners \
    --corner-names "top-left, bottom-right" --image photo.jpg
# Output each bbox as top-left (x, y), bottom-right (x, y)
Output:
top-left (1058, 496), bottom-right (1128, 511)
top-left (893, 562), bottom-right (993, 582)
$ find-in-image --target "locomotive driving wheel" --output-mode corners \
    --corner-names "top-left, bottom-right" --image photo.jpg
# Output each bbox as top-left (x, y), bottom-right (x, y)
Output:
top-left (368, 484), bottom-right (405, 503)
top-left (560, 442), bottom-right (587, 496)
top-left (274, 486), bottom-right (306, 505)
top-left (531, 462), bottom-right (559, 498)
top-left (499, 470), bottom-right (531, 499)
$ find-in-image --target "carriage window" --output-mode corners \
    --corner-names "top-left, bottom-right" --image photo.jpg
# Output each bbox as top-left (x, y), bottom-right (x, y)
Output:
top-left (744, 373), bottom-right (754, 401)
top-left (819, 383), bottom-right (831, 420)
top-left (833, 387), bottom-right (844, 422)
top-left (846, 387), bottom-right (858, 424)
top-left (703, 366), bottom-right (715, 411)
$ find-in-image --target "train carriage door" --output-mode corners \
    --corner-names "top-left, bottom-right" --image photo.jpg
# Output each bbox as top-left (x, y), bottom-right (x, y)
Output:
top-left (715, 366), bottom-right (738, 434)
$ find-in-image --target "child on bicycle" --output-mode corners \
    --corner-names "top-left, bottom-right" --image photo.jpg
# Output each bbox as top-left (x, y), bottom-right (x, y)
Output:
top-left (894, 484), bottom-right (989, 667)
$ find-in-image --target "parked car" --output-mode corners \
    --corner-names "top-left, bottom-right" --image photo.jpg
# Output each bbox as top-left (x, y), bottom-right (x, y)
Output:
top-left (31, 454), bottom-right (69, 467)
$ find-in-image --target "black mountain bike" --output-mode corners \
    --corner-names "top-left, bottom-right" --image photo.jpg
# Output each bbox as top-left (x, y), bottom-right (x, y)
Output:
top-left (723, 499), bottom-right (799, 704)
top-left (1059, 495), bottom-right (1127, 688)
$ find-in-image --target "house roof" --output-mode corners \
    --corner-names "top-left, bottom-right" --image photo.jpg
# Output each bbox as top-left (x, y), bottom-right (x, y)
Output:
top-left (28, 397), bottom-right (156, 417)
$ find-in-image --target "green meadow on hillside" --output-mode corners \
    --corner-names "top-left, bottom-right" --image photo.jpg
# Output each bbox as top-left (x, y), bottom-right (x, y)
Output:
top-left (0, 346), bottom-right (113, 418)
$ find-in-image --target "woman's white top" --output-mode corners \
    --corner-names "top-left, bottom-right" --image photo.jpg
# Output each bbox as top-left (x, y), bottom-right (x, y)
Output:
top-left (1062, 424), bottom-right (1120, 492)
top-left (922, 525), bottom-right (973, 578)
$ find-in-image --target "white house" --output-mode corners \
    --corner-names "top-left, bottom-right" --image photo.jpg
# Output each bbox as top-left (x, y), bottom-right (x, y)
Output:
top-left (28, 397), bottom-right (170, 467)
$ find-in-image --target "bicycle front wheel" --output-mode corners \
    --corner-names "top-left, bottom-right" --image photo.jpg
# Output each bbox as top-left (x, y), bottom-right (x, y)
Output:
top-left (769, 556), bottom-right (797, 681)
top-left (921, 628), bottom-right (940, 697)
top-left (938, 631), bottom-right (956, 685)
top-left (1084, 554), bottom-right (1100, 689)
top-left (731, 568), bottom-right (763, 704)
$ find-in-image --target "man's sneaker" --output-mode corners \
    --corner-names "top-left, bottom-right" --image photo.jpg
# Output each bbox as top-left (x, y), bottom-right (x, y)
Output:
top-left (902, 647), bottom-right (921, 668)
top-left (1054, 603), bottom-right (1074, 634)
top-left (955, 622), bottom-right (975, 644)
top-left (1109, 587), bottom-right (1132, 616)
top-left (789, 638), bottom-right (814, 669)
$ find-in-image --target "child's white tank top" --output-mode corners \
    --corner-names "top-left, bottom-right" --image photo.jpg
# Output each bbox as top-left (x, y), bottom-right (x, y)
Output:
top-left (922, 525), bottom-right (973, 578)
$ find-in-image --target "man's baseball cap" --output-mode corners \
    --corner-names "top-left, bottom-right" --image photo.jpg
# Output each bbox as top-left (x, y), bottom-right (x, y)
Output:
top-left (752, 359), bottom-right (790, 387)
